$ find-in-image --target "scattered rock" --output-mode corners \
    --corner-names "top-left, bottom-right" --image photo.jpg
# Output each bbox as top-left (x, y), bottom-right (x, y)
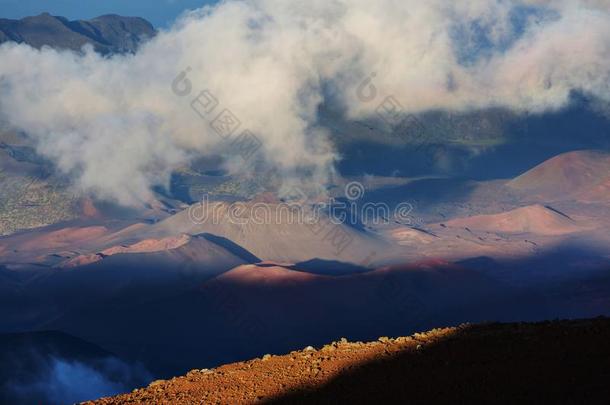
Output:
top-left (87, 319), bottom-right (610, 405)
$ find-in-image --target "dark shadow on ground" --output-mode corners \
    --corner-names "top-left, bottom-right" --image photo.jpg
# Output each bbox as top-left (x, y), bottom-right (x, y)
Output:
top-left (199, 233), bottom-right (261, 263)
top-left (265, 318), bottom-right (610, 405)
top-left (334, 99), bottom-right (610, 181)
top-left (2, 244), bottom-right (610, 379)
top-left (288, 259), bottom-right (371, 276)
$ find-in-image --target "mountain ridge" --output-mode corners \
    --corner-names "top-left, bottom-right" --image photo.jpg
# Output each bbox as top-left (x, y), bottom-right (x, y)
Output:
top-left (87, 318), bottom-right (610, 405)
top-left (0, 13), bottom-right (156, 54)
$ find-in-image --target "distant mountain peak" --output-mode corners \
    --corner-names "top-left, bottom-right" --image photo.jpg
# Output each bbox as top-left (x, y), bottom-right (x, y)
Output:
top-left (0, 13), bottom-right (156, 54)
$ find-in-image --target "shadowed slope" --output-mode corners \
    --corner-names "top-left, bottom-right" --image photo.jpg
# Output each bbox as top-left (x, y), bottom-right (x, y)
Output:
top-left (89, 318), bottom-right (610, 405)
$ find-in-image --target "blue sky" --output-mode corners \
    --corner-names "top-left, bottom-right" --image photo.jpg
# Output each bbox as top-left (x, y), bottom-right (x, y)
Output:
top-left (0, 0), bottom-right (217, 28)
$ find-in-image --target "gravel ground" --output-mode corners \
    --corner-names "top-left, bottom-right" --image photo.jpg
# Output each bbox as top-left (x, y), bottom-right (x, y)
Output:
top-left (88, 317), bottom-right (610, 405)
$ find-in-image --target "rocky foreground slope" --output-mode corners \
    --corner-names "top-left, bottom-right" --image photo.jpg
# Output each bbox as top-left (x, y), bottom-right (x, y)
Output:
top-left (89, 318), bottom-right (610, 404)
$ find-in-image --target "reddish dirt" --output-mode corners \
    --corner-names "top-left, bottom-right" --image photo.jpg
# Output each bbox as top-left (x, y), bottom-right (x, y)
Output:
top-left (61, 234), bottom-right (191, 268)
top-left (88, 318), bottom-right (610, 405)
top-left (444, 204), bottom-right (588, 236)
top-left (18, 226), bottom-right (109, 252)
top-left (580, 178), bottom-right (610, 203)
top-left (215, 262), bottom-right (325, 285)
top-left (81, 197), bottom-right (102, 218)
top-left (507, 150), bottom-right (610, 200)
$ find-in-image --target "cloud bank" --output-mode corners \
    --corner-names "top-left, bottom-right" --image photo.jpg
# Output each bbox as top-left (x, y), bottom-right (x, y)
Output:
top-left (1, 0), bottom-right (609, 204)
top-left (5, 355), bottom-right (150, 405)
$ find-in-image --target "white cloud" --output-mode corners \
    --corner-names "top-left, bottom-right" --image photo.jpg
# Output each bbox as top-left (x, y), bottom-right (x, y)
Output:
top-left (0, 0), bottom-right (609, 204)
